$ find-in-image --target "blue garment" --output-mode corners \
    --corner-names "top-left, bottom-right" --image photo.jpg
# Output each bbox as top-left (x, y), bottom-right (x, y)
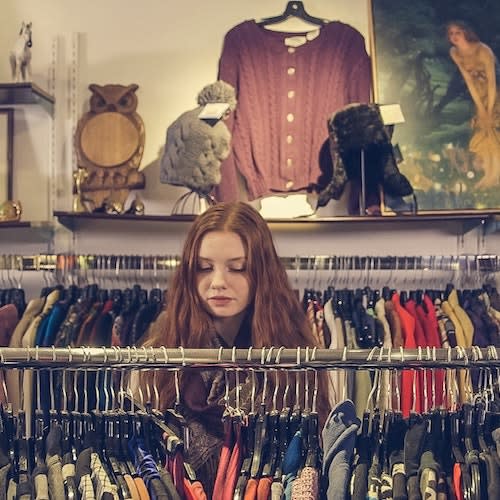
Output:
top-left (35, 312), bottom-right (52, 346)
top-left (281, 430), bottom-right (302, 500)
top-left (130, 438), bottom-right (159, 479)
top-left (321, 399), bottom-right (360, 500)
top-left (38, 303), bottom-right (69, 414)
top-left (282, 430), bottom-right (302, 475)
top-left (41, 303), bottom-right (68, 346)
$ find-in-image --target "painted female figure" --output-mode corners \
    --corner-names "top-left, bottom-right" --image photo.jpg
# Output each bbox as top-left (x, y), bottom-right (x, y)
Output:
top-left (447, 20), bottom-right (500, 189)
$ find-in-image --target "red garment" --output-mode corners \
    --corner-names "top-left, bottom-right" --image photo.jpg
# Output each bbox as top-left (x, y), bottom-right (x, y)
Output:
top-left (453, 463), bottom-right (464, 500)
top-left (191, 481), bottom-right (207, 500)
top-left (167, 450), bottom-right (185, 498)
top-left (257, 476), bottom-right (273, 500)
top-left (243, 478), bottom-right (259, 500)
top-left (404, 301), bottom-right (427, 347)
top-left (213, 420), bottom-right (234, 499)
top-left (222, 423), bottom-right (243, 500)
top-left (216, 20), bottom-right (372, 201)
top-left (416, 298), bottom-right (444, 408)
top-left (405, 300), bottom-right (431, 412)
top-left (421, 296), bottom-right (442, 347)
top-left (184, 478), bottom-right (208, 500)
top-left (392, 293), bottom-right (421, 417)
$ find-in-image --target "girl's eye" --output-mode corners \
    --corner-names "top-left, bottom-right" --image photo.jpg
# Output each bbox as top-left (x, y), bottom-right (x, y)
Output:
top-left (229, 267), bottom-right (246, 272)
top-left (197, 266), bottom-right (212, 272)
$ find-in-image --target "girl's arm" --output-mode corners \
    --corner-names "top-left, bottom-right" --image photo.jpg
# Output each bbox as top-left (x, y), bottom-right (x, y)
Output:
top-left (480, 43), bottom-right (497, 116)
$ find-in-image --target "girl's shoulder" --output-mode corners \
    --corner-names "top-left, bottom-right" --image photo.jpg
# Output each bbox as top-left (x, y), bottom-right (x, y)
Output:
top-left (478, 42), bottom-right (495, 59)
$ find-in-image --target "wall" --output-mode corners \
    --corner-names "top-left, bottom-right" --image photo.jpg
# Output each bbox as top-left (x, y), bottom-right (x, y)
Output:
top-left (1, 0), bottom-right (498, 295)
top-left (1, 0), bottom-right (370, 218)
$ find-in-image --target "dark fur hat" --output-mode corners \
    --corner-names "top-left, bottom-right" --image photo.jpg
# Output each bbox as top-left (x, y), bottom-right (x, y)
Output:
top-left (316, 103), bottom-right (413, 208)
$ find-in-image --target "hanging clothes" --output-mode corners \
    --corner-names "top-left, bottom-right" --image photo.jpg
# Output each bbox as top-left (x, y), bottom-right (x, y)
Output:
top-left (322, 400), bottom-right (360, 499)
top-left (216, 19), bottom-right (371, 201)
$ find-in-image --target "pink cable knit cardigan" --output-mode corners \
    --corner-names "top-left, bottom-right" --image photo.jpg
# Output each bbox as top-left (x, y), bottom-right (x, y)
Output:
top-left (216, 20), bottom-right (372, 202)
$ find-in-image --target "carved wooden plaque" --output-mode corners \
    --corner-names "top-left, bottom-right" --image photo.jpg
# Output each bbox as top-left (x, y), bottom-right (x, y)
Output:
top-left (74, 83), bottom-right (145, 210)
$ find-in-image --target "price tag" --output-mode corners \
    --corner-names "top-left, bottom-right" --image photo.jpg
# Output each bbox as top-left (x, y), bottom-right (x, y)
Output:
top-left (198, 102), bottom-right (230, 120)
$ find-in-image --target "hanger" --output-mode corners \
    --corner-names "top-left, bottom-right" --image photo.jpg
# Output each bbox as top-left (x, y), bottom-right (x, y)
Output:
top-left (250, 350), bottom-right (271, 479)
top-left (288, 366), bottom-right (303, 439)
top-left (304, 362), bottom-right (320, 469)
top-left (444, 283), bottom-right (454, 301)
top-left (450, 409), bottom-right (472, 498)
top-left (272, 366), bottom-right (292, 483)
top-left (260, 375), bottom-right (280, 479)
top-left (257, 1), bottom-right (328, 28)
top-left (100, 367), bottom-right (133, 498)
top-left (297, 352), bottom-right (313, 471)
top-left (234, 349), bottom-right (259, 499)
top-left (33, 407), bottom-right (45, 469)
top-left (463, 403), bottom-right (481, 500)
top-left (126, 379), bottom-right (181, 469)
top-left (382, 285), bottom-right (393, 302)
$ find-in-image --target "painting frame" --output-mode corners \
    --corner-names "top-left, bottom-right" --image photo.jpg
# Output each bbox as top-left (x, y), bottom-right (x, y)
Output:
top-left (368, 0), bottom-right (500, 211)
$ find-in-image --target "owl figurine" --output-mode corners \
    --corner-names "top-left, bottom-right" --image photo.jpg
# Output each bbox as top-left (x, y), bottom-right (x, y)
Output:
top-left (74, 83), bottom-right (146, 211)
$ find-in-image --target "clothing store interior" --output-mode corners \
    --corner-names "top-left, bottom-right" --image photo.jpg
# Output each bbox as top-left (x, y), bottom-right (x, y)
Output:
top-left (1, 1), bottom-right (500, 499)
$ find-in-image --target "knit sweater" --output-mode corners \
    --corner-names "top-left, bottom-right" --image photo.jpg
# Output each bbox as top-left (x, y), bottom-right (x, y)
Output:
top-left (216, 19), bottom-right (372, 201)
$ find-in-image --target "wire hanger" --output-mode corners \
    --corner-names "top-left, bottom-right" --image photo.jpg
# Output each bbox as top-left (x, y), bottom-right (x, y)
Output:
top-left (257, 1), bottom-right (329, 28)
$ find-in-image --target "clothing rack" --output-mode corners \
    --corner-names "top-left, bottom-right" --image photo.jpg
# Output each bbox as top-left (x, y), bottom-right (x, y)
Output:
top-left (0, 253), bottom-right (499, 273)
top-left (0, 346), bottom-right (499, 369)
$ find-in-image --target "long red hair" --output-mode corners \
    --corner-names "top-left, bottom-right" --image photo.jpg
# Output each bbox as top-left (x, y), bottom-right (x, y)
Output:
top-left (142, 202), bottom-right (329, 423)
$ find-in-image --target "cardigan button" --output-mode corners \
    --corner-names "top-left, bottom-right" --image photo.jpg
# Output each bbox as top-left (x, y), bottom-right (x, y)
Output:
top-left (287, 67), bottom-right (296, 75)
top-left (285, 180), bottom-right (294, 189)
top-left (287, 135), bottom-right (293, 144)
top-left (288, 47), bottom-right (296, 54)
top-left (287, 113), bottom-right (294, 122)
top-left (288, 90), bottom-right (295, 99)
top-left (287, 158), bottom-right (293, 167)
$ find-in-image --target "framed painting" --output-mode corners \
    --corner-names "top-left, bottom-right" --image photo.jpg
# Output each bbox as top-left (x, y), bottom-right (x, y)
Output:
top-left (369, 0), bottom-right (500, 210)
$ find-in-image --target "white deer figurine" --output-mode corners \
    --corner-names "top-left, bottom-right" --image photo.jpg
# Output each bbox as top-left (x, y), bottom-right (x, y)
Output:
top-left (9, 22), bottom-right (33, 83)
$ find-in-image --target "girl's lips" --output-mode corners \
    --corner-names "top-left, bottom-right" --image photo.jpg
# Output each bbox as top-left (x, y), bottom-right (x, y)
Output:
top-left (209, 297), bottom-right (232, 305)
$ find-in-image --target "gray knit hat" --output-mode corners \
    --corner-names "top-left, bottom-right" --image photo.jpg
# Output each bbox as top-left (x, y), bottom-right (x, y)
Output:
top-left (160, 81), bottom-right (237, 194)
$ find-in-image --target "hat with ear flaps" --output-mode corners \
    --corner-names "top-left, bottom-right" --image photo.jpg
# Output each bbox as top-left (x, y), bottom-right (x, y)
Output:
top-left (160, 80), bottom-right (237, 195)
top-left (316, 103), bottom-right (413, 208)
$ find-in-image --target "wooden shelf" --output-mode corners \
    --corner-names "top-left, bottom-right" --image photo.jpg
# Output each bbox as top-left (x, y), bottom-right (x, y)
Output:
top-left (53, 209), bottom-right (500, 233)
top-left (0, 82), bottom-right (55, 115)
top-left (0, 220), bottom-right (54, 243)
top-left (0, 221), bottom-right (31, 229)
top-left (53, 211), bottom-right (196, 230)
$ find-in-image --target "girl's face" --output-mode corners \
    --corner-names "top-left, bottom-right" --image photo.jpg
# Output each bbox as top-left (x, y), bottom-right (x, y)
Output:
top-left (196, 230), bottom-right (251, 322)
top-left (448, 25), bottom-right (466, 46)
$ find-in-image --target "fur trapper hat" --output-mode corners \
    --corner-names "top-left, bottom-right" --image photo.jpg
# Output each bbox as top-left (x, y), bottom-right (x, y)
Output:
top-left (160, 81), bottom-right (236, 194)
top-left (316, 103), bottom-right (413, 207)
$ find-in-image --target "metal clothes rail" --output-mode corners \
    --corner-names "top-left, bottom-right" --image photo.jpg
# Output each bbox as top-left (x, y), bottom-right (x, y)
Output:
top-left (0, 254), bottom-right (499, 273)
top-left (0, 346), bottom-right (498, 369)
